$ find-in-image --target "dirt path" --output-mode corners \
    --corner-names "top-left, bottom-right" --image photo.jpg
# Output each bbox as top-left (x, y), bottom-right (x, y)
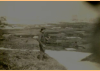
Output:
top-left (45, 50), bottom-right (100, 70)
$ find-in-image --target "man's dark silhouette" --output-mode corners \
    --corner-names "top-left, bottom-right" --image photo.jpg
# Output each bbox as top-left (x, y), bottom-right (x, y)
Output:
top-left (38, 27), bottom-right (46, 60)
top-left (73, 41), bottom-right (85, 49)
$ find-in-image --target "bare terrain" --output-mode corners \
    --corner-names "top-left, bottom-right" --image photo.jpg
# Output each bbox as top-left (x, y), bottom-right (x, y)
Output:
top-left (0, 22), bottom-right (99, 70)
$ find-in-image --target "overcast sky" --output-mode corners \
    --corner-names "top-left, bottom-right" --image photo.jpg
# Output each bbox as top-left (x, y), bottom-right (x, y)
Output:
top-left (0, 1), bottom-right (98, 24)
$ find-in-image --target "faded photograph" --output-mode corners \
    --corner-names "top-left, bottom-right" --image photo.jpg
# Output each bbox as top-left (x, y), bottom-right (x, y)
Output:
top-left (0, 1), bottom-right (100, 70)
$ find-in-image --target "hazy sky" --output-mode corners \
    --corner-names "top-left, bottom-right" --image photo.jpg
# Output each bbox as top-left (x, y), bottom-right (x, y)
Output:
top-left (0, 1), bottom-right (98, 24)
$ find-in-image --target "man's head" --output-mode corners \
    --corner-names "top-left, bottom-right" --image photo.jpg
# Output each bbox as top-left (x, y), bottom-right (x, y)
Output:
top-left (40, 27), bottom-right (46, 33)
top-left (75, 41), bottom-right (77, 43)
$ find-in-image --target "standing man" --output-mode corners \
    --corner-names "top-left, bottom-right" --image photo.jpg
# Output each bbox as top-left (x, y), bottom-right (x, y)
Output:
top-left (38, 27), bottom-right (46, 60)
top-left (73, 41), bottom-right (79, 49)
top-left (73, 41), bottom-right (85, 50)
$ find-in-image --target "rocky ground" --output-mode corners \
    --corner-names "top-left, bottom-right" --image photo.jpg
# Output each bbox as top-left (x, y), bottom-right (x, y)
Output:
top-left (0, 49), bottom-right (66, 70)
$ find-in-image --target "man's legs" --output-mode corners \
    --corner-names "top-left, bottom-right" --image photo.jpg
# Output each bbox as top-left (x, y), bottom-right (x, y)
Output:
top-left (39, 43), bottom-right (45, 60)
top-left (39, 43), bottom-right (45, 53)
